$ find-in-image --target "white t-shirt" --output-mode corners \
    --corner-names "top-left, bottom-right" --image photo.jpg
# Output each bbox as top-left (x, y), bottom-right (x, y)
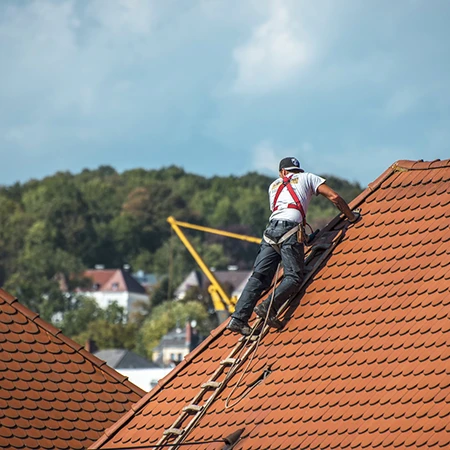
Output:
top-left (268, 172), bottom-right (326, 223)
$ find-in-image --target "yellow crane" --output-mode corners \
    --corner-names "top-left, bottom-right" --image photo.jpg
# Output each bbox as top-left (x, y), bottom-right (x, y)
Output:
top-left (167, 216), bottom-right (261, 323)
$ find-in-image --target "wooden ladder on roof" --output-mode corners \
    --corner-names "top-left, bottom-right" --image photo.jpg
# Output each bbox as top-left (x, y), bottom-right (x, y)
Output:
top-left (157, 229), bottom-right (344, 449)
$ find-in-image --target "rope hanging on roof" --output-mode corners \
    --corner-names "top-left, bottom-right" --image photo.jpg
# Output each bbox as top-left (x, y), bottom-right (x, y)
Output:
top-left (224, 263), bottom-right (281, 409)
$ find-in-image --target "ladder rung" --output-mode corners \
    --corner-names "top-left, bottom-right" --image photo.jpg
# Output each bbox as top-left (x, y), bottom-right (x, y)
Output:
top-left (183, 404), bottom-right (203, 413)
top-left (239, 334), bottom-right (259, 342)
top-left (220, 358), bottom-right (237, 366)
top-left (201, 381), bottom-right (221, 390)
top-left (163, 428), bottom-right (184, 436)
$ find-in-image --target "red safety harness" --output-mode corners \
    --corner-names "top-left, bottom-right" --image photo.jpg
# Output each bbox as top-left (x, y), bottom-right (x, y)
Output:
top-left (272, 174), bottom-right (306, 225)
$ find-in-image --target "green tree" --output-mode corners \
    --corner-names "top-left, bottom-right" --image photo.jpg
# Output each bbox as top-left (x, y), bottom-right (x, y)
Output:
top-left (21, 175), bottom-right (97, 264)
top-left (147, 277), bottom-right (171, 308)
top-left (0, 195), bottom-right (29, 285)
top-left (73, 319), bottom-right (138, 351)
top-left (5, 220), bottom-right (87, 320)
top-left (209, 197), bottom-right (240, 228)
top-left (61, 299), bottom-right (139, 351)
top-left (139, 300), bottom-right (209, 360)
top-left (234, 187), bottom-right (268, 235)
top-left (58, 296), bottom-right (105, 337)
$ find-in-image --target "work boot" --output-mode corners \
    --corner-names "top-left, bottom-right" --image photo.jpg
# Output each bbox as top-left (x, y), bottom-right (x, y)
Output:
top-left (226, 318), bottom-right (252, 336)
top-left (254, 303), bottom-right (284, 330)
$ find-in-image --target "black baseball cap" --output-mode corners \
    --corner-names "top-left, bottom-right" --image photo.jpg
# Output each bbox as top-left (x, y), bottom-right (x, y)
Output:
top-left (279, 157), bottom-right (303, 172)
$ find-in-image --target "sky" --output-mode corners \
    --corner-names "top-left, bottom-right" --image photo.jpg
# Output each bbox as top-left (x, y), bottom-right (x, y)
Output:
top-left (1, 0), bottom-right (449, 187)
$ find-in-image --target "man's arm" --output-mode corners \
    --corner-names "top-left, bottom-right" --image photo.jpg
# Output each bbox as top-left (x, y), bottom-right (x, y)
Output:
top-left (317, 183), bottom-right (358, 222)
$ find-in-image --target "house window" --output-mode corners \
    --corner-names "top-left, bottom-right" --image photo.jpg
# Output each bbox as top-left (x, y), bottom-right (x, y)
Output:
top-left (112, 282), bottom-right (119, 291)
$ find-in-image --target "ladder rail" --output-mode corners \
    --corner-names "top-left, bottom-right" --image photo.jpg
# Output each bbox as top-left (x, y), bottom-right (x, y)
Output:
top-left (167, 324), bottom-right (273, 447)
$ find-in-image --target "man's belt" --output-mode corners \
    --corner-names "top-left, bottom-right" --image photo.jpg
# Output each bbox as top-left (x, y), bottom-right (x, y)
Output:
top-left (263, 224), bottom-right (300, 250)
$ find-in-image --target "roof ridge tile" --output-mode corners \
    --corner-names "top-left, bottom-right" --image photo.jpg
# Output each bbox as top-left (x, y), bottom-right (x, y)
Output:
top-left (393, 158), bottom-right (450, 171)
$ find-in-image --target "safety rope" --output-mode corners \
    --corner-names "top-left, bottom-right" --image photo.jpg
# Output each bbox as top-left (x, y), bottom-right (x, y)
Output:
top-left (224, 263), bottom-right (281, 409)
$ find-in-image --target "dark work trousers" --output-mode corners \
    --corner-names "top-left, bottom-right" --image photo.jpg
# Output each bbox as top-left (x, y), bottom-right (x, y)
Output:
top-left (232, 220), bottom-right (305, 323)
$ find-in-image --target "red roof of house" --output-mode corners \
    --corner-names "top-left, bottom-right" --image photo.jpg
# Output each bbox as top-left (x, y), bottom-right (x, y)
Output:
top-left (0, 289), bottom-right (145, 450)
top-left (89, 159), bottom-right (450, 450)
top-left (81, 269), bottom-right (146, 294)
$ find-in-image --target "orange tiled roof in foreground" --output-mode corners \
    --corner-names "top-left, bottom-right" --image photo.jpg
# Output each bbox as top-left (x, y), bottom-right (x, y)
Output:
top-left (90, 159), bottom-right (450, 450)
top-left (0, 289), bottom-right (145, 450)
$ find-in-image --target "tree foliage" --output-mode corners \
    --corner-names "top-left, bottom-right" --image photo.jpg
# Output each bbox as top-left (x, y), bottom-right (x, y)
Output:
top-left (0, 165), bottom-right (363, 354)
top-left (139, 300), bottom-right (209, 359)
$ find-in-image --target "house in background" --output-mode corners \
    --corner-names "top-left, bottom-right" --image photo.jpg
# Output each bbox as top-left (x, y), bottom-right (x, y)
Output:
top-left (76, 267), bottom-right (149, 318)
top-left (93, 348), bottom-right (172, 392)
top-left (94, 348), bottom-right (159, 369)
top-left (132, 270), bottom-right (158, 290)
top-left (152, 321), bottom-right (203, 367)
top-left (174, 268), bottom-right (251, 301)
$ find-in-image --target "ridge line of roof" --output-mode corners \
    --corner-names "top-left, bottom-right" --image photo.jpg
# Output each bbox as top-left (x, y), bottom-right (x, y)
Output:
top-left (393, 158), bottom-right (450, 171)
top-left (0, 289), bottom-right (146, 400)
top-left (347, 158), bottom-right (449, 215)
top-left (323, 163), bottom-right (396, 232)
top-left (309, 158), bottom-right (445, 264)
top-left (89, 320), bottom-right (229, 449)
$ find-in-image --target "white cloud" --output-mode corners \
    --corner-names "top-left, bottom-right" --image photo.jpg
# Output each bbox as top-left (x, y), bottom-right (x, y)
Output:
top-left (252, 140), bottom-right (281, 173)
top-left (252, 139), bottom-right (312, 173)
top-left (232, 0), bottom-right (311, 94)
top-left (0, 0), bottom-right (157, 153)
top-left (1, 0), bottom-right (449, 187)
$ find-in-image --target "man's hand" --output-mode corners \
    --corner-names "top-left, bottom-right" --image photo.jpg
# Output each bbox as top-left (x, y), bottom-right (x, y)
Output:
top-left (348, 209), bottom-right (361, 223)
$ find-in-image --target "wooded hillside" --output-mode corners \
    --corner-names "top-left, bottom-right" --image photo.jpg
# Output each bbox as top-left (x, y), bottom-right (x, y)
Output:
top-left (0, 165), bottom-right (362, 356)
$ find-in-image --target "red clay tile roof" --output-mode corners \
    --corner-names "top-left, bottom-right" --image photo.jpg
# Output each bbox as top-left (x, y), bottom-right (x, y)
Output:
top-left (89, 159), bottom-right (450, 450)
top-left (0, 289), bottom-right (145, 450)
top-left (80, 269), bottom-right (146, 294)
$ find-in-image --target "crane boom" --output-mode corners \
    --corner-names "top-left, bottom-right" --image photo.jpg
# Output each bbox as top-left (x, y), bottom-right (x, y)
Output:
top-left (168, 218), bottom-right (261, 244)
top-left (167, 216), bottom-right (260, 321)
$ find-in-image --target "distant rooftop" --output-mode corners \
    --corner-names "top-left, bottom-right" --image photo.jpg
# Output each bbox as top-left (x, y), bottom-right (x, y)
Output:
top-left (94, 348), bottom-right (159, 369)
top-left (79, 268), bottom-right (146, 294)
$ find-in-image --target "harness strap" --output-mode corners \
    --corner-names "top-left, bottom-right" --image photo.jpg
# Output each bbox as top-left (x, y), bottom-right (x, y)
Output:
top-left (272, 175), bottom-right (306, 225)
top-left (263, 224), bottom-right (300, 253)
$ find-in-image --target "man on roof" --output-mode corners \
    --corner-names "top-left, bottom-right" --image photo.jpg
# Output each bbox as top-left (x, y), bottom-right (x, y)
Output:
top-left (227, 156), bottom-right (360, 336)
